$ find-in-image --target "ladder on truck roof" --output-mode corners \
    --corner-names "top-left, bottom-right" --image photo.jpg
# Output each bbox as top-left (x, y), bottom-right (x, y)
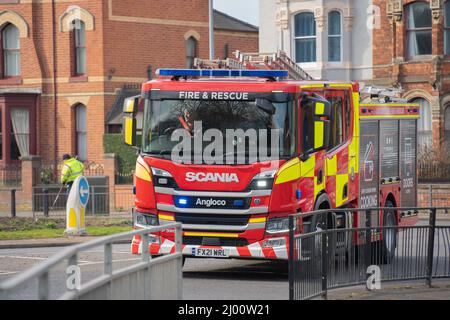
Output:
top-left (360, 85), bottom-right (407, 103)
top-left (194, 50), bottom-right (315, 81)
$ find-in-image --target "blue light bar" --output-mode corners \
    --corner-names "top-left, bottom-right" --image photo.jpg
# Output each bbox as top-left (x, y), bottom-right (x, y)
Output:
top-left (156, 69), bottom-right (289, 78)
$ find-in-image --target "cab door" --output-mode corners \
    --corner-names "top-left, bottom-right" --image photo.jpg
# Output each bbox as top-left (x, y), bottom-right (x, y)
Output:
top-left (324, 89), bottom-right (353, 208)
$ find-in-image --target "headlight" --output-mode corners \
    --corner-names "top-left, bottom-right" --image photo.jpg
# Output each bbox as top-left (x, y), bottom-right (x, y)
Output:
top-left (134, 212), bottom-right (159, 228)
top-left (266, 217), bottom-right (290, 234)
top-left (254, 170), bottom-right (277, 179)
top-left (151, 167), bottom-right (177, 188)
top-left (249, 170), bottom-right (277, 190)
top-left (151, 167), bottom-right (173, 177)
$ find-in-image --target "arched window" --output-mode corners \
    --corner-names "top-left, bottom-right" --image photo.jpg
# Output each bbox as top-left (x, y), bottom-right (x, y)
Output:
top-left (445, 1), bottom-right (450, 55)
top-left (406, 2), bottom-right (432, 58)
top-left (328, 11), bottom-right (342, 62)
top-left (73, 20), bottom-right (86, 75)
top-left (186, 36), bottom-right (197, 68)
top-left (2, 24), bottom-right (20, 77)
top-left (411, 98), bottom-right (432, 148)
top-left (294, 12), bottom-right (316, 63)
top-left (75, 104), bottom-right (87, 161)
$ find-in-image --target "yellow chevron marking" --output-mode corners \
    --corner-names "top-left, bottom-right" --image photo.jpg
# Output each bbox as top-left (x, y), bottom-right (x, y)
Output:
top-left (326, 155), bottom-right (337, 177)
top-left (300, 84), bottom-right (325, 88)
top-left (275, 158), bottom-right (301, 184)
top-left (159, 214), bottom-right (175, 221)
top-left (184, 232), bottom-right (239, 238)
top-left (300, 156), bottom-right (315, 178)
top-left (249, 217), bottom-right (267, 223)
top-left (336, 174), bottom-right (349, 207)
top-left (314, 176), bottom-right (325, 201)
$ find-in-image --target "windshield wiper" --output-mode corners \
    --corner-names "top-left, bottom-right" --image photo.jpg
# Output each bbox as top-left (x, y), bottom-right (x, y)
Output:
top-left (143, 150), bottom-right (172, 158)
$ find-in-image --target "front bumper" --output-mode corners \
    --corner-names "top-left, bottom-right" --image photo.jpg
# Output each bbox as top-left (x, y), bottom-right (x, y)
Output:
top-left (131, 235), bottom-right (289, 260)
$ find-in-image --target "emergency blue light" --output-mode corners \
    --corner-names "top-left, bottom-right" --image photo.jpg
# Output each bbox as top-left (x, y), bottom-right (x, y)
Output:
top-left (156, 69), bottom-right (289, 78)
top-left (178, 198), bottom-right (188, 206)
top-left (233, 200), bottom-right (244, 207)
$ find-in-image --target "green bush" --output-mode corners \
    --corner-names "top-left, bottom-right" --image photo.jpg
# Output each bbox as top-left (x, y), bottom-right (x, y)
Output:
top-left (103, 134), bottom-right (142, 176)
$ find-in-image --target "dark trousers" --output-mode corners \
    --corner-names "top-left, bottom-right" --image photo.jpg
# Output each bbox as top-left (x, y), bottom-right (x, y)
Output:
top-left (66, 181), bottom-right (74, 195)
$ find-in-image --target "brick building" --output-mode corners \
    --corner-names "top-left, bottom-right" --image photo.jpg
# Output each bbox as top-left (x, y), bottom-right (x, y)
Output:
top-left (0, 0), bottom-right (258, 170)
top-left (372, 0), bottom-right (450, 153)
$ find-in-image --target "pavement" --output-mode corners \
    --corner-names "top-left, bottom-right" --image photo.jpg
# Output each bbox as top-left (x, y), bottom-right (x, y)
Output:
top-left (324, 279), bottom-right (450, 300)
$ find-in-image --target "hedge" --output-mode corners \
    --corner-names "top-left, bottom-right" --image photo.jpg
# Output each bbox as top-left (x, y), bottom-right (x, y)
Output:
top-left (103, 134), bottom-right (142, 177)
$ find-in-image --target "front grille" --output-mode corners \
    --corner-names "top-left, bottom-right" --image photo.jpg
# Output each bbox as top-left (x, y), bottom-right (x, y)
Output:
top-left (183, 236), bottom-right (249, 247)
top-left (174, 196), bottom-right (251, 210)
top-left (175, 213), bottom-right (249, 226)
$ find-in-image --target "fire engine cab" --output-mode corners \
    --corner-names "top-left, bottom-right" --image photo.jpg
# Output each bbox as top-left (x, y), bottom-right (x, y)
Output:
top-left (123, 52), bottom-right (419, 261)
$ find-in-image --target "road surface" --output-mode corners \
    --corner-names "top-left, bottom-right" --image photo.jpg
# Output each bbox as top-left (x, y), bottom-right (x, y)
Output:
top-left (0, 245), bottom-right (288, 300)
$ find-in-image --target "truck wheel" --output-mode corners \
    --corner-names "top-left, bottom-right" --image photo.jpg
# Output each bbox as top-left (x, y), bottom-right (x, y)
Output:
top-left (311, 194), bottom-right (337, 270)
top-left (382, 200), bottom-right (397, 264)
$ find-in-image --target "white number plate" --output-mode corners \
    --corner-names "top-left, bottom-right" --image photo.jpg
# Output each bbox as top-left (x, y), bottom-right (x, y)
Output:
top-left (192, 248), bottom-right (229, 258)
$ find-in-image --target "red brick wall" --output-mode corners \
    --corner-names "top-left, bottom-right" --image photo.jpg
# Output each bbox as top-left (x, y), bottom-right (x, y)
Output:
top-left (215, 31), bottom-right (259, 58)
top-left (372, 0), bottom-right (449, 150)
top-left (0, 0), bottom-right (259, 168)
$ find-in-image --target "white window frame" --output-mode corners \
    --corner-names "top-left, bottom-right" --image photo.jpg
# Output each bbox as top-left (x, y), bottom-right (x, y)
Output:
top-left (2, 24), bottom-right (21, 77)
top-left (327, 10), bottom-right (342, 63)
top-left (74, 20), bottom-right (87, 75)
top-left (186, 36), bottom-right (197, 69)
top-left (293, 11), bottom-right (317, 65)
top-left (75, 104), bottom-right (87, 161)
top-left (406, 1), bottom-right (432, 59)
top-left (411, 97), bottom-right (432, 149)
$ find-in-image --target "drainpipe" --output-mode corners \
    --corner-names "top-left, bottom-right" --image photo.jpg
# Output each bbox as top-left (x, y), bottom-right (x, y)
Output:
top-left (52, 0), bottom-right (58, 164)
top-left (209, 0), bottom-right (214, 60)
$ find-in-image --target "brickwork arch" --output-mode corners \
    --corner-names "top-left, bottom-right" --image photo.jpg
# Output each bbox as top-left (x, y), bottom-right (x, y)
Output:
top-left (183, 30), bottom-right (201, 41)
top-left (403, 89), bottom-right (434, 103)
top-left (60, 6), bottom-right (95, 32)
top-left (0, 10), bottom-right (28, 38)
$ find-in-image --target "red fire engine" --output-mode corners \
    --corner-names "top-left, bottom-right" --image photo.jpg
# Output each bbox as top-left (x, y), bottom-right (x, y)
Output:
top-left (123, 51), bottom-right (419, 261)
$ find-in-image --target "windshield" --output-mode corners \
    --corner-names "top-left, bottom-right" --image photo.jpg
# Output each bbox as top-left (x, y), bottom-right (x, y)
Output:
top-left (142, 98), bottom-right (297, 164)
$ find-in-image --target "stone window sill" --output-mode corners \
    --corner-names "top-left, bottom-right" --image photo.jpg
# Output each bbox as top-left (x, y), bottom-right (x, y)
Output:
top-left (0, 77), bottom-right (22, 85)
top-left (69, 75), bottom-right (88, 83)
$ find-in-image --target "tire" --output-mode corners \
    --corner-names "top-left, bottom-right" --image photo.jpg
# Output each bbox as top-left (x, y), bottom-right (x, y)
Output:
top-left (381, 200), bottom-right (397, 264)
top-left (310, 194), bottom-right (337, 270)
top-left (182, 256), bottom-right (186, 267)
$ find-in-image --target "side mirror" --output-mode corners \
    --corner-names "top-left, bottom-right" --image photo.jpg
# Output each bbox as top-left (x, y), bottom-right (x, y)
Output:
top-left (123, 96), bottom-right (140, 146)
top-left (314, 119), bottom-right (330, 150)
top-left (302, 94), bottom-right (331, 152)
top-left (314, 100), bottom-right (331, 118)
top-left (123, 96), bottom-right (140, 114)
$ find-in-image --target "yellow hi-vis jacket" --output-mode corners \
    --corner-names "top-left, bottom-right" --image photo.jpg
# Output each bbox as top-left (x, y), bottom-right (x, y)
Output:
top-left (60, 158), bottom-right (84, 184)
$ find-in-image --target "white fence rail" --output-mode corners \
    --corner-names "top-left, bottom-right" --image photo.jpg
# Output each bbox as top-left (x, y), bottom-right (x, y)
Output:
top-left (0, 223), bottom-right (183, 300)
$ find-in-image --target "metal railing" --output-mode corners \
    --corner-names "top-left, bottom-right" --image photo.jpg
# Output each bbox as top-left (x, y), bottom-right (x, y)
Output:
top-left (0, 188), bottom-right (134, 217)
top-left (418, 185), bottom-right (450, 208)
top-left (0, 165), bottom-right (21, 188)
top-left (418, 162), bottom-right (450, 183)
top-left (38, 161), bottom-right (104, 185)
top-left (288, 207), bottom-right (450, 300)
top-left (0, 223), bottom-right (183, 300)
top-left (115, 170), bottom-right (134, 185)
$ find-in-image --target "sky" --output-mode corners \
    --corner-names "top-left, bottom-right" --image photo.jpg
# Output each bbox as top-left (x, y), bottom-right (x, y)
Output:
top-left (214, 0), bottom-right (260, 27)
